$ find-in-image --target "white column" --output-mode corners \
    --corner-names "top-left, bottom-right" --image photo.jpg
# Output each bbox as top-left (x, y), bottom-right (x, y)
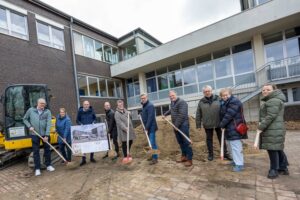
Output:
top-left (138, 72), bottom-right (147, 94)
top-left (253, 34), bottom-right (265, 69)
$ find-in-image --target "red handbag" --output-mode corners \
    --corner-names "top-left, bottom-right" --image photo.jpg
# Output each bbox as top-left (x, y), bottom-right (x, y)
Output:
top-left (233, 108), bottom-right (248, 135)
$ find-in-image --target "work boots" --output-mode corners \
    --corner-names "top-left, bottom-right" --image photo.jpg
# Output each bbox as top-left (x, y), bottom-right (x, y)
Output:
top-left (176, 156), bottom-right (188, 163)
top-left (267, 169), bottom-right (278, 179)
top-left (207, 153), bottom-right (214, 161)
top-left (184, 160), bottom-right (193, 167)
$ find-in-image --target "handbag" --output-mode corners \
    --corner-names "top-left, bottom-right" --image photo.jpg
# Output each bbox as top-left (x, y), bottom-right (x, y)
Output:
top-left (233, 108), bottom-right (248, 135)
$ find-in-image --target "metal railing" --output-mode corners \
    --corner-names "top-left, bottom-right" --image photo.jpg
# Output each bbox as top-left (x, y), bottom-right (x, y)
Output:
top-left (233, 55), bottom-right (300, 102)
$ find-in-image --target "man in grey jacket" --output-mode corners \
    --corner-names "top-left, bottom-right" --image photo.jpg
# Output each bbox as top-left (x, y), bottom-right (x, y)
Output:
top-left (23, 98), bottom-right (55, 176)
top-left (163, 90), bottom-right (193, 167)
top-left (196, 85), bottom-right (231, 161)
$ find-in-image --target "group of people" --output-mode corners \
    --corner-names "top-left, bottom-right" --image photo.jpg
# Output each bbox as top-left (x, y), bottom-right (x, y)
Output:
top-left (23, 83), bottom-right (289, 179)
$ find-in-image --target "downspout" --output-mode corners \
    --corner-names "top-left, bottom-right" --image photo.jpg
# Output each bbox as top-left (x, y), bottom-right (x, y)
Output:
top-left (70, 17), bottom-right (80, 108)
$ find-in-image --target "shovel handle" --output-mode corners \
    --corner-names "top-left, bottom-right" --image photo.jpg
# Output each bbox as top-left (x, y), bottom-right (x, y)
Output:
top-left (127, 112), bottom-right (130, 157)
top-left (163, 118), bottom-right (192, 144)
top-left (104, 119), bottom-right (113, 150)
top-left (254, 130), bottom-right (262, 149)
top-left (57, 134), bottom-right (76, 154)
top-left (138, 115), bottom-right (152, 149)
top-left (32, 130), bottom-right (67, 162)
top-left (220, 129), bottom-right (225, 160)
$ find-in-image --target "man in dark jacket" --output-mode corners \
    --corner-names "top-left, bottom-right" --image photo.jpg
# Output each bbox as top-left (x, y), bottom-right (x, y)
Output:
top-left (140, 93), bottom-right (158, 165)
top-left (76, 100), bottom-right (97, 166)
top-left (103, 102), bottom-right (119, 160)
top-left (163, 90), bottom-right (193, 167)
top-left (196, 85), bottom-right (231, 161)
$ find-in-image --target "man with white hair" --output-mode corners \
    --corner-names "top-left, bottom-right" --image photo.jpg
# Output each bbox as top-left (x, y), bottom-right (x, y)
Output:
top-left (196, 85), bottom-right (231, 161)
top-left (23, 98), bottom-right (55, 176)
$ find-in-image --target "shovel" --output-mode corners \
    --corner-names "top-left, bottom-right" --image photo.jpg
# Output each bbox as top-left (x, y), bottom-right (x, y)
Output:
top-left (220, 129), bottom-right (225, 160)
top-left (104, 119), bottom-right (117, 158)
top-left (122, 112), bottom-right (133, 165)
top-left (56, 134), bottom-right (84, 157)
top-left (253, 130), bottom-right (262, 149)
top-left (32, 130), bottom-right (78, 169)
top-left (138, 114), bottom-right (160, 155)
top-left (163, 118), bottom-right (193, 144)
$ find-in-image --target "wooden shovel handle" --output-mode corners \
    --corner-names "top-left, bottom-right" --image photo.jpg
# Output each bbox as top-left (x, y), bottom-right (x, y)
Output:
top-left (138, 114), bottom-right (152, 149)
top-left (220, 129), bottom-right (225, 160)
top-left (32, 130), bottom-right (67, 162)
top-left (57, 134), bottom-right (76, 154)
top-left (163, 118), bottom-right (192, 144)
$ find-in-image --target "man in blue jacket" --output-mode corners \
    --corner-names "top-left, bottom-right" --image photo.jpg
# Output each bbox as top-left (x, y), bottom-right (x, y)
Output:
top-left (140, 93), bottom-right (158, 165)
top-left (76, 100), bottom-right (97, 166)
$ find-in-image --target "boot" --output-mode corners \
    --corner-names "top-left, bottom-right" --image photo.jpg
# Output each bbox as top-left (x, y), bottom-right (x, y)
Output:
top-left (207, 153), bottom-right (214, 161)
top-left (278, 168), bottom-right (289, 175)
top-left (176, 156), bottom-right (188, 163)
top-left (149, 159), bottom-right (158, 165)
top-left (224, 153), bottom-right (232, 161)
top-left (184, 160), bottom-right (193, 167)
top-left (267, 169), bottom-right (278, 179)
top-left (80, 157), bottom-right (87, 166)
top-left (90, 153), bottom-right (96, 163)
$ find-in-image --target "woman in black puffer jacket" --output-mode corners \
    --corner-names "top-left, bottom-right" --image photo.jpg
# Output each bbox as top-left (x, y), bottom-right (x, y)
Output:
top-left (219, 88), bottom-right (248, 172)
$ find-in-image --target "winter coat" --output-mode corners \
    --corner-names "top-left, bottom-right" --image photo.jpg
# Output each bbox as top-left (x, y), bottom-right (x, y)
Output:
top-left (105, 109), bottom-right (118, 138)
top-left (114, 108), bottom-right (136, 142)
top-left (195, 95), bottom-right (221, 129)
top-left (141, 100), bottom-right (158, 133)
top-left (55, 115), bottom-right (72, 144)
top-left (164, 98), bottom-right (189, 128)
top-left (219, 96), bottom-right (248, 140)
top-left (23, 107), bottom-right (52, 136)
top-left (258, 90), bottom-right (286, 150)
top-left (76, 106), bottom-right (96, 125)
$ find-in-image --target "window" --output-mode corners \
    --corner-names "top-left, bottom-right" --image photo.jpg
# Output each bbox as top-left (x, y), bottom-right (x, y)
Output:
top-left (214, 56), bottom-right (232, 78)
top-left (286, 38), bottom-right (300, 58)
top-left (78, 75), bottom-right (122, 98)
top-left (126, 78), bottom-right (139, 98)
top-left (144, 41), bottom-right (154, 51)
top-left (146, 78), bottom-right (157, 93)
top-left (73, 32), bottom-right (84, 55)
top-left (292, 88), bottom-right (300, 102)
top-left (168, 71), bottom-right (182, 88)
top-left (233, 50), bottom-right (254, 75)
top-left (0, 7), bottom-right (28, 39)
top-left (37, 21), bottom-right (64, 50)
top-left (73, 32), bottom-right (118, 64)
top-left (183, 67), bottom-right (196, 85)
top-left (88, 77), bottom-right (98, 96)
top-left (123, 40), bottom-right (137, 60)
top-left (158, 75), bottom-right (168, 90)
top-left (281, 89), bottom-right (288, 102)
top-left (181, 59), bottom-right (195, 68)
top-left (265, 42), bottom-right (284, 62)
top-left (95, 41), bottom-right (103, 61)
top-left (197, 61), bottom-right (214, 82)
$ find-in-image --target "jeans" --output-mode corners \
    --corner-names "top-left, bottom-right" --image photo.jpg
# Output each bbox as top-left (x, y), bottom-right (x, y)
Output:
top-left (82, 153), bottom-right (94, 162)
top-left (31, 135), bottom-right (51, 170)
top-left (122, 140), bottom-right (133, 157)
top-left (267, 150), bottom-right (289, 170)
top-left (227, 140), bottom-right (244, 166)
top-left (59, 142), bottom-right (72, 161)
top-left (205, 128), bottom-right (228, 155)
top-left (149, 131), bottom-right (158, 160)
top-left (174, 124), bottom-right (193, 160)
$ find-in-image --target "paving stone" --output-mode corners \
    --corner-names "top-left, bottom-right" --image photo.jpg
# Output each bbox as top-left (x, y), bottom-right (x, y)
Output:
top-left (277, 196), bottom-right (298, 200)
top-left (256, 186), bottom-right (274, 194)
top-left (276, 190), bottom-right (297, 198)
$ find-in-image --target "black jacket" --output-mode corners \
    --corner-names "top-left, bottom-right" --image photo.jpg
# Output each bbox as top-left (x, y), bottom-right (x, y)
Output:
top-left (105, 109), bottom-right (118, 137)
top-left (219, 96), bottom-right (248, 140)
top-left (76, 106), bottom-right (96, 125)
top-left (164, 98), bottom-right (189, 128)
top-left (141, 100), bottom-right (158, 132)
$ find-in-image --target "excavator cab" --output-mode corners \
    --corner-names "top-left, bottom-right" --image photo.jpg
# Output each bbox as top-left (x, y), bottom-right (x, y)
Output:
top-left (3, 84), bottom-right (48, 141)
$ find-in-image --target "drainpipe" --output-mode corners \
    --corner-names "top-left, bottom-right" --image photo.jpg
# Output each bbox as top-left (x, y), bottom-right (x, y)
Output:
top-left (70, 17), bottom-right (80, 108)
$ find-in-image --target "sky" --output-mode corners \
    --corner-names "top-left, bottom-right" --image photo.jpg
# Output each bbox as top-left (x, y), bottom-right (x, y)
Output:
top-left (41, 0), bottom-right (241, 43)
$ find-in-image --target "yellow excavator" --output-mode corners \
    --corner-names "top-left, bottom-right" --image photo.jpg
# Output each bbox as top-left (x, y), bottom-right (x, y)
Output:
top-left (0, 84), bottom-right (58, 168)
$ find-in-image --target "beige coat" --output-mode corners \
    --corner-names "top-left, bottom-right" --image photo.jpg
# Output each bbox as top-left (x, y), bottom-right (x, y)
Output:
top-left (114, 108), bottom-right (136, 142)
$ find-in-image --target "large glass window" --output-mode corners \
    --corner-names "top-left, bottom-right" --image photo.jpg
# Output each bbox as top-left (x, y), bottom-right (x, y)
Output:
top-left (73, 32), bottom-right (84, 55)
top-left (104, 45), bottom-right (112, 63)
top-left (126, 78), bottom-right (139, 98)
top-left (88, 77), bottom-right (98, 96)
top-left (78, 76), bottom-right (88, 96)
top-left (292, 87), bottom-right (300, 102)
top-left (115, 81), bottom-right (123, 98)
top-left (95, 41), bottom-right (103, 61)
top-left (197, 61), bottom-right (214, 82)
top-left (168, 71), bottom-right (182, 88)
top-left (265, 42), bottom-right (284, 62)
top-left (99, 78), bottom-right (107, 97)
top-left (286, 38), bottom-right (300, 58)
top-left (0, 7), bottom-right (8, 33)
top-left (146, 78), bottom-right (157, 93)
top-left (158, 75), bottom-right (168, 90)
top-left (83, 36), bottom-right (94, 58)
top-left (37, 21), bottom-right (64, 50)
top-left (233, 50), bottom-right (254, 75)
top-left (111, 47), bottom-right (118, 64)
top-left (0, 7), bottom-right (28, 39)
top-left (123, 40), bottom-right (137, 60)
top-left (214, 57), bottom-right (232, 78)
top-left (107, 80), bottom-right (115, 97)
top-left (183, 67), bottom-right (196, 85)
